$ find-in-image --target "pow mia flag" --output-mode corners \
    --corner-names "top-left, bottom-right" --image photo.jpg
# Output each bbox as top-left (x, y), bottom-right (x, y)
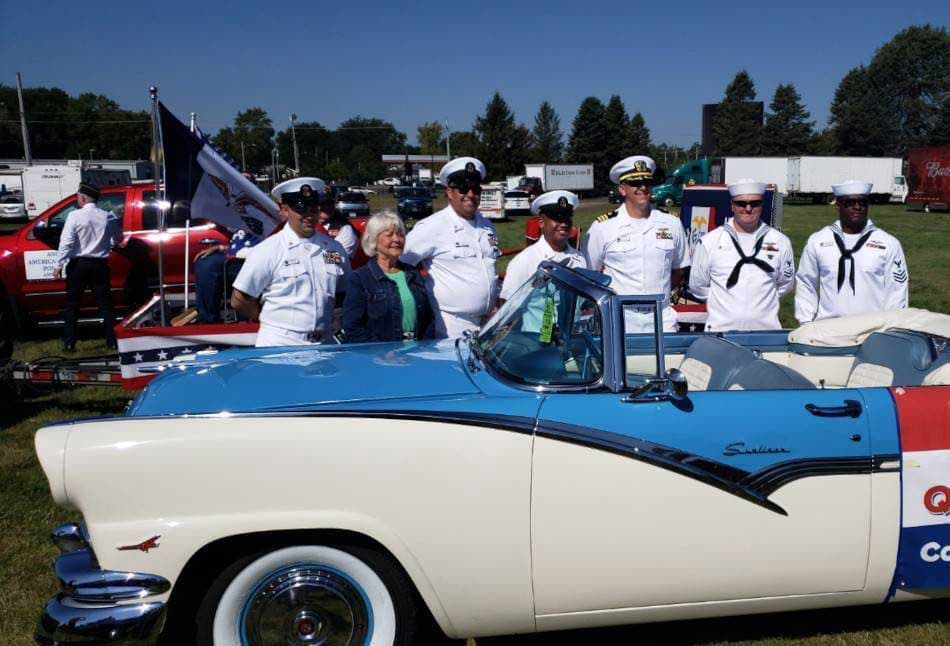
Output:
top-left (158, 102), bottom-right (281, 238)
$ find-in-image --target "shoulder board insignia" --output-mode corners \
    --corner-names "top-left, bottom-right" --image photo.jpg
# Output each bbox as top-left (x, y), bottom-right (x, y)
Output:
top-left (595, 209), bottom-right (618, 223)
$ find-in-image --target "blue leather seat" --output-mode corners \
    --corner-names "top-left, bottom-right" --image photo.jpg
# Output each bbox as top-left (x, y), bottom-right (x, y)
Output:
top-left (727, 358), bottom-right (815, 390)
top-left (847, 330), bottom-right (948, 387)
top-left (679, 336), bottom-right (758, 391)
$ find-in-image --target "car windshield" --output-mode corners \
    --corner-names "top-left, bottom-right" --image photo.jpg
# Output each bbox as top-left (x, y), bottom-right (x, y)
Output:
top-left (477, 270), bottom-right (603, 386)
top-left (340, 192), bottom-right (367, 202)
top-left (399, 188), bottom-right (429, 198)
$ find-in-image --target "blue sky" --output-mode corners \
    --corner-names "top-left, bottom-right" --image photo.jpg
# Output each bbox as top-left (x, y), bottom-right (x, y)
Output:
top-left (5, 0), bottom-right (948, 147)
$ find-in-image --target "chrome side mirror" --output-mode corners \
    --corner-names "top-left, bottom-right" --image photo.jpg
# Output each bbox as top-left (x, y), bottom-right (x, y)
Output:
top-left (667, 368), bottom-right (688, 400)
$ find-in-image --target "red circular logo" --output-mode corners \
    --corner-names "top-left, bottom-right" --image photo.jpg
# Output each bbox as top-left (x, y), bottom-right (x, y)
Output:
top-left (924, 485), bottom-right (950, 515)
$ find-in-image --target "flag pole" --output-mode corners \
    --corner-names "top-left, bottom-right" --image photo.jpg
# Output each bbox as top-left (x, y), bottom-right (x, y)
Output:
top-left (150, 86), bottom-right (167, 326)
top-left (182, 112), bottom-right (197, 310)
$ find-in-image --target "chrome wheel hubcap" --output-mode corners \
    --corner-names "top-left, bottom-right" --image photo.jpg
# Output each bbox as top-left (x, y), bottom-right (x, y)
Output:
top-left (241, 565), bottom-right (369, 645)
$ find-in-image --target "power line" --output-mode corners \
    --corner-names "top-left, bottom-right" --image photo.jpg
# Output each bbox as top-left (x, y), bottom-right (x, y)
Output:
top-left (0, 119), bottom-right (150, 124)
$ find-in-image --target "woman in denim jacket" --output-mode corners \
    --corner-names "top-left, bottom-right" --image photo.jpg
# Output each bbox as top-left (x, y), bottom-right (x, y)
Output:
top-left (342, 211), bottom-right (436, 342)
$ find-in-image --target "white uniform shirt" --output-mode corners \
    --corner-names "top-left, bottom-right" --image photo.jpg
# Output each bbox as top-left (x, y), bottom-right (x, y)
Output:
top-left (402, 205), bottom-right (500, 324)
top-left (54, 203), bottom-right (123, 269)
top-left (582, 206), bottom-right (689, 332)
top-left (333, 223), bottom-right (358, 258)
top-left (233, 225), bottom-right (350, 341)
top-left (500, 236), bottom-right (587, 301)
top-left (689, 220), bottom-right (794, 331)
top-left (795, 219), bottom-right (908, 324)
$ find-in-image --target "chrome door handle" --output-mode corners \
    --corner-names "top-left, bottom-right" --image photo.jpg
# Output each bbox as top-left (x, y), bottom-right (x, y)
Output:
top-left (805, 399), bottom-right (862, 418)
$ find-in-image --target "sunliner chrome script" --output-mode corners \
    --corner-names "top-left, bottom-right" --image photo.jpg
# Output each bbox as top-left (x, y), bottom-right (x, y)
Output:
top-left (723, 442), bottom-right (792, 456)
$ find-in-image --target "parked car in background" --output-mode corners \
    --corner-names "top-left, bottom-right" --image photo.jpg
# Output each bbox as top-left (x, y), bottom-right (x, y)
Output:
top-left (503, 189), bottom-right (532, 216)
top-left (381, 177), bottom-right (401, 187)
top-left (32, 260), bottom-right (950, 644)
top-left (0, 193), bottom-right (26, 221)
top-left (395, 186), bottom-right (433, 219)
top-left (0, 184), bottom-right (229, 334)
top-left (347, 186), bottom-right (377, 196)
top-left (335, 191), bottom-right (371, 218)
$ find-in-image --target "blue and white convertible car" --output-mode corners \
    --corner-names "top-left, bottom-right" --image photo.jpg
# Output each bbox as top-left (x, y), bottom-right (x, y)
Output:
top-left (34, 261), bottom-right (950, 645)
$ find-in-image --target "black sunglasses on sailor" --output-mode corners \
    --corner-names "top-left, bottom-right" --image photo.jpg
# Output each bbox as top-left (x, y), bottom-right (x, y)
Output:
top-left (839, 198), bottom-right (869, 208)
top-left (622, 179), bottom-right (654, 189)
top-left (732, 199), bottom-right (763, 209)
top-left (450, 182), bottom-right (482, 195)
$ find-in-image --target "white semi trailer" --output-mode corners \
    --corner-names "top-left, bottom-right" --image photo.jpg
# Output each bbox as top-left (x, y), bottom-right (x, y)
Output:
top-left (787, 156), bottom-right (906, 203)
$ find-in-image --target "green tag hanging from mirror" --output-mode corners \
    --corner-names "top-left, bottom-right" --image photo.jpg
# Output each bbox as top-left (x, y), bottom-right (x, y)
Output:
top-left (539, 296), bottom-right (555, 344)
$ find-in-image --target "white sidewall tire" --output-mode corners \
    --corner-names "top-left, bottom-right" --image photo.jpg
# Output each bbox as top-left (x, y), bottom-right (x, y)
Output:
top-left (212, 545), bottom-right (397, 646)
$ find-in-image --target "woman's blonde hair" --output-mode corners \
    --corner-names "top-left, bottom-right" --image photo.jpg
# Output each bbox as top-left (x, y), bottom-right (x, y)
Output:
top-left (361, 210), bottom-right (406, 257)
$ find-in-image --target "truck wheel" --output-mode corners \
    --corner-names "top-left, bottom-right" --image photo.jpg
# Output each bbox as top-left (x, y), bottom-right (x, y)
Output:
top-left (197, 544), bottom-right (418, 645)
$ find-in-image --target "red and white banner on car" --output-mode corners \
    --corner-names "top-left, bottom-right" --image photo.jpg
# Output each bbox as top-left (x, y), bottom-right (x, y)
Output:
top-left (892, 386), bottom-right (950, 591)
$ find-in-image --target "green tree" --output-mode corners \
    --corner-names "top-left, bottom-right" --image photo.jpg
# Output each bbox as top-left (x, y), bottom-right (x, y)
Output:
top-left (807, 128), bottom-right (838, 155)
top-left (603, 95), bottom-right (630, 163)
top-left (213, 107), bottom-right (274, 171)
top-left (931, 97), bottom-right (950, 146)
top-left (531, 100), bottom-right (563, 162)
top-left (567, 97), bottom-right (608, 191)
top-left (334, 116), bottom-right (407, 181)
top-left (276, 121), bottom-right (332, 177)
top-left (473, 92), bottom-right (528, 178)
top-left (417, 122), bottom-right (445, 155)
top-left (866, 24), bottom-right (950, 154)
top-left (712, 70), bottom-right (762, 155)
top-left (625, 112), bottom-right (652, 155)
top-left (761, 83), bottom-right (814, 155)
top-left (829, 66), bottom-right (893, 155)
top-left (448, 130), bottom-right (480, 158)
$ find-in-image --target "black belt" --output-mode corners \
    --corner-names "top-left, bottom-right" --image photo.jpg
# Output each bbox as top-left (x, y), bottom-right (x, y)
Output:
top-left (726, 234), bottom-right (774, 289)
top-left (832, 230), bottom-right (873, 293)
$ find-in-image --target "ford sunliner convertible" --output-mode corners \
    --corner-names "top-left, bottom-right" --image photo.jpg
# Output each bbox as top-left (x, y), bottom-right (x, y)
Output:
top-left (34, 261), bottom-right (950, 645)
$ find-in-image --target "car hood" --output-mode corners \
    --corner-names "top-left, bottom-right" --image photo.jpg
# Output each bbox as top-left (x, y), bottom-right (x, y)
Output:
top-left (127, 338), bottom-right (479, 416)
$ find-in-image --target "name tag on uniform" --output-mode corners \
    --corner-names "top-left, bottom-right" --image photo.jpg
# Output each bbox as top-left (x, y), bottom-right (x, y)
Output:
top-left (454, 241), bottom-right (470, 248)
top-left (762, 242), bottom-right (779, 252)
top-left (655, 228), bottom-right (673, 240)
top-left (866, 241), bottom-right (887, 250)
top-left (282, 258), bottom-right (301, 267)
top-left (820, 241), bottom-right (834, 247)
top-left (323, 251), bottom-right (343, 265)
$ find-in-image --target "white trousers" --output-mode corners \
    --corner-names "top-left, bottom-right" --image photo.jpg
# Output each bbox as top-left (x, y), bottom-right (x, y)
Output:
top-left (255, 323), bottom-right (319, 348)
top-left (436, 311), bottom-right (484, 339)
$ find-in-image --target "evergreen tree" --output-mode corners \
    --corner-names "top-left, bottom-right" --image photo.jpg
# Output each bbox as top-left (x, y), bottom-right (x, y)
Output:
top-left (276, 121), bottom-right (332, 176)
top-left (829, 66), bottom-right (893, 156)
top-left (866, 24), bottom-right (950, 154)
top-left (567, 97), bottom-right (608, 192)
top-left (625, 112), bottom-right (652, 154)
top-left (473, 92), bottom-right (527, 178)
top-left (603, 95), bottom-right (630, 163)
top-left (531, 100), bottom-right (563, 162)
top-left (931, 97), bottom-right (950, 146)
top-left (761, 83), bottom-right (814, 155)
top-left (712, 71), bottom-right (762, 155)
top-left (448, 130), bottom-right (480, 158)
top-left (213, 108), bottom-right (274, 171)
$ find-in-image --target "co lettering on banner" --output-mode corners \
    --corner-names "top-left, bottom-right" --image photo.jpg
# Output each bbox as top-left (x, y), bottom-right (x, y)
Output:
top-left (924, 485), bottom-right (950, 515)
top-left (920, 542), bottom-right (950, 563)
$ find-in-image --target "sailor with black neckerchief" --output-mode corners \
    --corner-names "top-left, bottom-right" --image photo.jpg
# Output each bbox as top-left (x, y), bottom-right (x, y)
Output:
top-left (581, 155), bottom-right (689, 332)
top-left (689, 179), bottom-right (794, 331)
top-left (795, 180), bottom-right (908, 324)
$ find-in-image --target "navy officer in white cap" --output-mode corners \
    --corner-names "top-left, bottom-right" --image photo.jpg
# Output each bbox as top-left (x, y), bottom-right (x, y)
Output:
top-left (795, 180), bottom-right (908, 323)
top-left (231, 177), bottom-right (350, 347)
top-left (402, 156), bottom-right (500, 337)
top-left (689, 179), bottom-right (794, 331)
top-left (499, 191), bottom-right (587, 317)
top-left (582, 155), bottom-right (689, 332)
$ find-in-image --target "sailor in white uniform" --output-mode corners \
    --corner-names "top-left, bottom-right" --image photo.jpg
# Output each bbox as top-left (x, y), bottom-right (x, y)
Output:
top-left (795, 180), bottom-right (908, 324)
top-left (582, 155), bottom-right (689, 332)
top-left (689, 179), bottom-right (794, 331)
top-left (401, 157), bottom-right (500, 338)
top-left (231, 177), bottom-right (350, 347)
top-left (499, 190), bottom-right (587, 331)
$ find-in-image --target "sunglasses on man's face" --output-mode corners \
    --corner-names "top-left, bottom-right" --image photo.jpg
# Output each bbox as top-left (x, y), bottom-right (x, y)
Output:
top-left (622, 180), bottom-right (653, 189)
top-left (451, 183), bottom-right (482, 195)
top-left (839, 198), bottom-right (869, 208)
top-left (732, 199), bottom-right (763, 209)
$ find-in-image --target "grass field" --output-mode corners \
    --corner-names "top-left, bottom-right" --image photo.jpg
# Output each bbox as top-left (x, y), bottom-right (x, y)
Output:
top-left (1, 199), bottom-right (949, 644)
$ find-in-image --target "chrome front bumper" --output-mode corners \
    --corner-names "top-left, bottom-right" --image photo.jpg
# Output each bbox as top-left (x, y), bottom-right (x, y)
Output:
top-left (34, 523), bottom-right (169, 645)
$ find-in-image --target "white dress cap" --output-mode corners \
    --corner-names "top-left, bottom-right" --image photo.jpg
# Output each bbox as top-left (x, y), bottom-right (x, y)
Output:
top-left (609, 155), bottom-right (656, 185)
top-left (271, 177), bottom-right (326, 200)
top-left (439, 157), bottom-right (487, 187)
top-left (832, 180), bottom-right (873, 197)
top-left (531, 190), bottom-right (579, 215)
top-left (728, 178), bottom-right (767, 197)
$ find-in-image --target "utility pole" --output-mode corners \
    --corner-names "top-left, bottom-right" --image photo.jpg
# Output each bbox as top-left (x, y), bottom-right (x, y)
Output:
top-left (241, 140), bottom-right (246, 171)
top-left (15, 72), bottom-right (32, 165)
top-left (444, 120), bottom-right (451, 159)
top-left (290, 113), bottom-right (300, 176)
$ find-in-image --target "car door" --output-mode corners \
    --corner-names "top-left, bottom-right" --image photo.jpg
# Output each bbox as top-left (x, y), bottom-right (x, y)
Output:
top-left (530, 300), bottom-right (872, 617)
top-left (19, 191), bottom-right (131, 318)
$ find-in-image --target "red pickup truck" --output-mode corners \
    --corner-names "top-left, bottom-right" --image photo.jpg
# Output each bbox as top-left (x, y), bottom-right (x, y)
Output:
top-left (0, 183), bottom-right (230, 333)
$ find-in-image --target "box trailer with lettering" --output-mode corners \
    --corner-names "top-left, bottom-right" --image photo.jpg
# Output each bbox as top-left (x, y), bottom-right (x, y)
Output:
top-left (907, 146), bottom-right (950, 212)
top-left (524, 164), bottom-right (595, 192)
top-left (21, 163), bottom-right (132, 219)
